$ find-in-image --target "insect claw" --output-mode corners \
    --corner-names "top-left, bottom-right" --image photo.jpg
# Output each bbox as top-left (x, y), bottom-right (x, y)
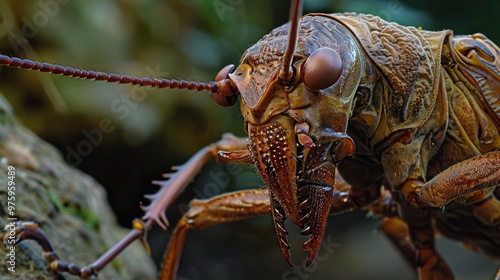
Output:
top-left (300, 225), bottom-right (311, 236)
top-left (277, 230), bottom-right (293, 266)
top-left (132, 219), bottom-right (152, 255)
top-left (305, 249), bottom-right (316, 267)
top-left (142, 210), bottom-right (170, 230)
top-left (276, 221), bottom-right (293, 266)
top-left (300, 186), bottom-right (334, 266)
top-left (283, 248), bottom-right (294, 267)
top-left (302, 235), bottom-right (321, 267)
top-left (160, 215), bottom-right (170, 229)
top-left (270, 196), bottom-right (293, 266)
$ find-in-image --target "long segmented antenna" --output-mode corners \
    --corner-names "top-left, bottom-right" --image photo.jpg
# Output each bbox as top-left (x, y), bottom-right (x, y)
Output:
top-left (279, 0), bottom-right (303, 82)
top-left (0, 54), bottom-right (237, 96)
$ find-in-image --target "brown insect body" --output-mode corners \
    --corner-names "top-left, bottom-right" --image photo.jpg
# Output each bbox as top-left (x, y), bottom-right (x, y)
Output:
top-left (332, 14), bottom-right (500, 259)
top-left (428, 33), bottom-right (500, 258)
top-left (236, 11), bottom-right (500, 271)
top-left (3, 2), bottom-right (500, 279)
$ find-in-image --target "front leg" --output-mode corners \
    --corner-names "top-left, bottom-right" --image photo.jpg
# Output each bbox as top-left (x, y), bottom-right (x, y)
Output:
top-left (397, 153), bottom-right (500, 280)
top-left (160, 189), bottom-right (270, 280)
top-left (402, 152), bottom-right (500, 225)
top-left (142, 133), bottom-right (250, 229)
top-left (3, 133), bottom-right (251, 278)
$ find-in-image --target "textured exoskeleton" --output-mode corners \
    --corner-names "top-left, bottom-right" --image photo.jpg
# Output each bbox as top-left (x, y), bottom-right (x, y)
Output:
top-left (224, 12), bottom-right (500, 279)
top-left (2, 2), bottom-right (500, 279)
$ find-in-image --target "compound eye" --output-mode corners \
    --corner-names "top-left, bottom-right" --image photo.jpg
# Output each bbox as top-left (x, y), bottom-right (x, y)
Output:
top-left (215, 64), bottom-right (235, 82)
top-left (212, 64), bottom-right (238, 107)
top-left (302, 48), bottom-right (342, 90)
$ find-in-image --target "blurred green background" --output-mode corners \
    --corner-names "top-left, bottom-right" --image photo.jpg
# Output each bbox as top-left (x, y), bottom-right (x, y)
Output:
top-left (0, 0), bottom-right (499, 279)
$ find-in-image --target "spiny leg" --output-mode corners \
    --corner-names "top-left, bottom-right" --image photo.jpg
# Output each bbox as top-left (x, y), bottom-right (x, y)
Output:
top-left (161, 168), bottom-right (402, 278)
top-left (142, 133), bottom-right (250, 229)
top-left (160, 189), bottom-right (271, 280)
top-left (3, 133), bottom-right (251, 278)
top-left (270, 171), bottom-right (382, 267)
top-left (271, 194), bottom-right (293, 266)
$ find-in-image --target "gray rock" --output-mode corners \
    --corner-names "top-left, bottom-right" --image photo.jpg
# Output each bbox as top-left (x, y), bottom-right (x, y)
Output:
top-left (0, 92), bottom-right (156, 279)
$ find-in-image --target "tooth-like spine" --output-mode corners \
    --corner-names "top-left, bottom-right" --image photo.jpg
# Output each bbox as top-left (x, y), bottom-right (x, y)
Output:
top-left (300, 226), bottom-right (311, 236)
top-left (299, 212), bottom-right (310, 225)
top-left (299, 199), bottom-right (310, 210)
top-left (270, 196), bottom-right (292, 266)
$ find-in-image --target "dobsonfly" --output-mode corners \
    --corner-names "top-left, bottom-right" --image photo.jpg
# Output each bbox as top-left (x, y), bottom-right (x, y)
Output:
top-left (1, 0), bottom-right (500, 279)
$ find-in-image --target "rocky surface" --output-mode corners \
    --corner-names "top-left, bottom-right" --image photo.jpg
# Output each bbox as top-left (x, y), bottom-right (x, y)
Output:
top-left (0, 92), bottom-right (156, 279)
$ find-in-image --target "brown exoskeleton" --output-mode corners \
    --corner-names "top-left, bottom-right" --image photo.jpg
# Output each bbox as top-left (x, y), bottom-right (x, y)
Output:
top-left (2, 0), bottom-right (500, 279)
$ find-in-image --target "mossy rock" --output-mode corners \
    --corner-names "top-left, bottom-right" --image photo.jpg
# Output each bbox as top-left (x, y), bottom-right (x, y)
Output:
top-left (0, 92), bottom-right (156, 279)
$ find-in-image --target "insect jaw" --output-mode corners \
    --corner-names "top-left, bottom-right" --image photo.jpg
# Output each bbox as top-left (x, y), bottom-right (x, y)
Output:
top-left (248, 115), bottom-right (300, 222)
top-left (247, 113), bottom-right (357, 267)
top-left (247, 115), bottom-right (305, 266)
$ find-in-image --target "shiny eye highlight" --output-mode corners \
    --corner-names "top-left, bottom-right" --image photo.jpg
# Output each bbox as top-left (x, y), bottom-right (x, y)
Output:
top-left (302, 47), bottom-right (343, 90)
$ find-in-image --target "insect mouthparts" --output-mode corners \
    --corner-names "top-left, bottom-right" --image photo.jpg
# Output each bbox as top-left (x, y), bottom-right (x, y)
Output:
top-left (294, 122), bottom-right (315, 148)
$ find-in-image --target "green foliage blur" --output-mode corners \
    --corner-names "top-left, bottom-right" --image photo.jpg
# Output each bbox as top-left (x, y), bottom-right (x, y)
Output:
top-left (0, 1), bottom-right (499, 279)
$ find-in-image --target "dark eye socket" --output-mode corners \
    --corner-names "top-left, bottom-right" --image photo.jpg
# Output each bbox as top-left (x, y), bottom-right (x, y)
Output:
top-left (302, 47), bottom-right (343, 91)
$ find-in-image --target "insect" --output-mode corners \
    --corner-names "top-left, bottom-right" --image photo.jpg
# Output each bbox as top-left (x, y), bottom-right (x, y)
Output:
top-left (1, 0), bottom-right (500, 279)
